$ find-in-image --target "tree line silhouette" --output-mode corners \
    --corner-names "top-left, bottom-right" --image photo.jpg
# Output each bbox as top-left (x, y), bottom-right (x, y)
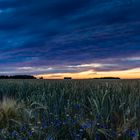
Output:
top-left (0, 75), bottom-right (120, 80)
top-left (93, 77), bottom-right (120, 79)
top-left (0, 75), bottom-right (36, 79)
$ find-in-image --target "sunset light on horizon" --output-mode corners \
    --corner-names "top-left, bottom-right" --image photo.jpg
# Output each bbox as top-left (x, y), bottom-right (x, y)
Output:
top-left (36, 67), bottom-right (140, 79)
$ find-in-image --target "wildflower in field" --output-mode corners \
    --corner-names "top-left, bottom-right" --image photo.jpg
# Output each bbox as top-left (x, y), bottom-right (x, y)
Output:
top-left (130, 131), bottom-right (137, 138)
top-left (95, 133), bottom-right (100, 140)
top-left (73, 104), bottom-right (81, 110)
top-left (126, 130), bottom-right (137, 138)
top-left (99, 124), bottom-right (108, 129)
top-left (20, 125), bottom-right (26, 132)
top-left (28, 130), bottom-right (33, 137)
top-left (70, 119), bottom-right (77, 125)
top-left (42, 121), bottom-right (48, 129)
top-left (81, 120), bottom-right (95, 129)
top-left (54, 119), bottom-right (62, 127)
top-left (34, 111), bottom-right (38, 126)
top-left (11, 130), bottom-right (18, 137)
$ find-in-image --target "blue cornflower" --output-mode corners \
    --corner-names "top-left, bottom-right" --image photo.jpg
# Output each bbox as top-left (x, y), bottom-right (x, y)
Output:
top-left (126, 130), bottom-right (137, 138)
top-left (20, 125), bottom-right (26, 132)
top-left (100, 124), bottom-right (108, 129)
top-left (11, 130), bottom-right (18, 137)
top-left (42, 121), bottom-right (48, 129)
top-left (71, 119), bottom-right (77, 125)
top-left (130, 131), bottom-right (137, 138)
top-left (28, 130), bottom-right (33, 137)
top-left (54, 119), bottom-right (61, 127)
top-left (74, 104), bottom-right (81, 110)
top-left (42, 112), bottom-right (47, 121)
top-left (95, 134), bottom-right (100, 140)
top-left (34, 112), bottom-right (38, 125)
top-left (81, 121), bottom-right (94, 129)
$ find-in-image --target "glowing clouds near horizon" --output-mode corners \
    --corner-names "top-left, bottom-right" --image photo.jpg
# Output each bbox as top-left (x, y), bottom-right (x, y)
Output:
top-left (36, 68), bottom-right (140, 79)
top-left (0, 62), bottom-right (140, 79)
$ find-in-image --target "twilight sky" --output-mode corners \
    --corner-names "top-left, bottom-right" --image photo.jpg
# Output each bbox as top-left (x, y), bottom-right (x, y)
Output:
top-left (0, 0), bottom-right (140, 79)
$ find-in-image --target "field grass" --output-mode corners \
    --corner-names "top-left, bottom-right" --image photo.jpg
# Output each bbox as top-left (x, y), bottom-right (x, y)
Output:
top-left (0, 79), bottom-right (139, 140)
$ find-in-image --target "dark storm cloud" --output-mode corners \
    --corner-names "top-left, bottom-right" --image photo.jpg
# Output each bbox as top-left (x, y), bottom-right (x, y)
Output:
top-left (0, 0), bottom-right (140, 74)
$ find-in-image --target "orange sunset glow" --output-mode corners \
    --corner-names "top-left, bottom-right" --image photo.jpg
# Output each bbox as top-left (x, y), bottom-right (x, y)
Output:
top-left (36, 68), bottom-right (140, 79)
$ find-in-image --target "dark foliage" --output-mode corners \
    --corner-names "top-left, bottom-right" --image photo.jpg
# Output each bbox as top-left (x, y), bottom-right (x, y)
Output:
top-left (93, 77), bottom-right (120, 79)
top-left (0, 75), bottom-right (36, 79)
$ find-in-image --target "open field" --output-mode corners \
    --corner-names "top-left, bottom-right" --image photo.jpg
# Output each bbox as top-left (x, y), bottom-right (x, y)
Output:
top-left (0, 79), bottom-right (140, 140)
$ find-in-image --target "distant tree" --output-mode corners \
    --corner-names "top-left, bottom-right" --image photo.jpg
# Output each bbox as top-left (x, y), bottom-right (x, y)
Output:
top-left (39, 77), bottom-right (43, 79)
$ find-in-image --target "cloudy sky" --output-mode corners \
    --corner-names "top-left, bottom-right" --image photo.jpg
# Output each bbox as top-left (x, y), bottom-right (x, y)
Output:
top-left (0, 0), bottom-right (140, 79)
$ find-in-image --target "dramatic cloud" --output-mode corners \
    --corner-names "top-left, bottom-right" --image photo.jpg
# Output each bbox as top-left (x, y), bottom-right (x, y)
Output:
top-left (0, 0), bottom-right (140, 78)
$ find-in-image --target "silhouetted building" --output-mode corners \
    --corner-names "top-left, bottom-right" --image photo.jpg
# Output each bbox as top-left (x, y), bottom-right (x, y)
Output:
top-left (64, 77), bottom-right (72, 80)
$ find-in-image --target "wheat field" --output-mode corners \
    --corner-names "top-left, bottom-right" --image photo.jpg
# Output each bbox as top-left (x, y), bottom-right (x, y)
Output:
top-left (0, 79), bottom-right (139, 140)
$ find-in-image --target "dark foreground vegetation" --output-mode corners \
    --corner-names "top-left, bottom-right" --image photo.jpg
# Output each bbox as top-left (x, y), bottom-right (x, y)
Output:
top-left (0, 79), bottom-right (139, 140)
